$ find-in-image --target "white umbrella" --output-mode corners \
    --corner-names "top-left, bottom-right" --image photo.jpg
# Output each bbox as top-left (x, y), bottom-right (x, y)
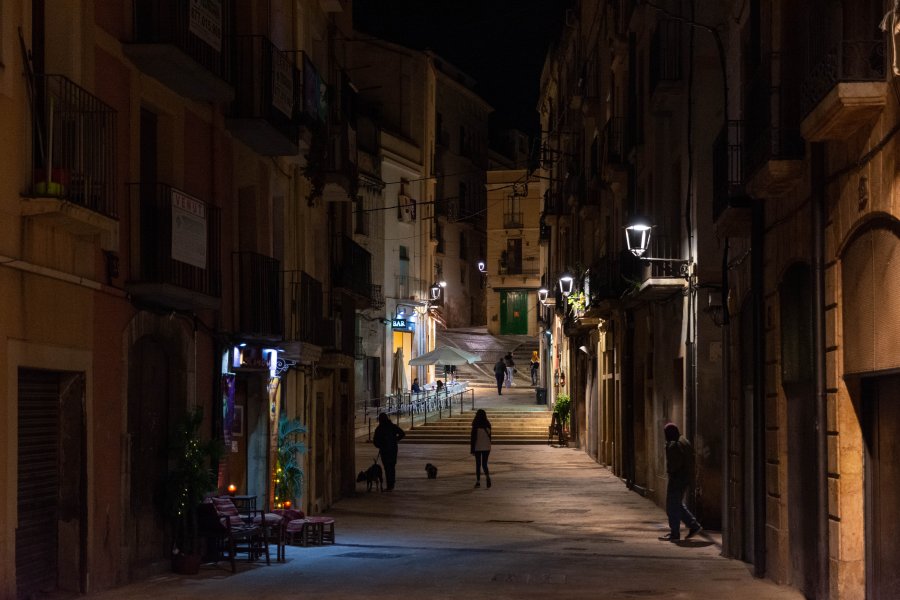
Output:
top-left (408, 346), bottom-right (481, 367)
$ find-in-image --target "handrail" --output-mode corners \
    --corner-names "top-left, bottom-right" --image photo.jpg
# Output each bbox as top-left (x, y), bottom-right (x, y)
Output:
top-left (356, 383), bottom-right (475, 440)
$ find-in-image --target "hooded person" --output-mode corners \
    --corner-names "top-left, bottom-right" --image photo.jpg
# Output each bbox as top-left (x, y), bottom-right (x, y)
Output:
top-left (493, 358), bottom-right (507, 395)
top-left (659, 422), bottom-right (702, 541)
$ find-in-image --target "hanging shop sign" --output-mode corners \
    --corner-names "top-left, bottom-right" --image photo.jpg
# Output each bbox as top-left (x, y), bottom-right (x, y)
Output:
top-left (171, 189), bottom-right (207, 268)
top-left (392, 318), bottom-right (415, 333)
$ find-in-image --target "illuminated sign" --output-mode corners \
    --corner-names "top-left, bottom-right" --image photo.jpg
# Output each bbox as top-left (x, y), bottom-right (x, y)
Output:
top-left (392, 319), bottom-right (415, 332)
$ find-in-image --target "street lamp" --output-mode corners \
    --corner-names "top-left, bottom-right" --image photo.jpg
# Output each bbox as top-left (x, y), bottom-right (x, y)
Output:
top-left (624, 215), bottom-right (653, 257)
top-left (538, 287), bottom-right (549, 304)
top-left (558, 274), bottom-right (574, 296)
top-left (477, 260), bottom-right (486, 273)
top-left (430, 283), bottom-right (441, 300)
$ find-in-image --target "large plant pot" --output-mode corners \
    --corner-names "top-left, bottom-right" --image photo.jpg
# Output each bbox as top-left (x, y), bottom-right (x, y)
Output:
top-left (171, 552), bottom-right (202, 575)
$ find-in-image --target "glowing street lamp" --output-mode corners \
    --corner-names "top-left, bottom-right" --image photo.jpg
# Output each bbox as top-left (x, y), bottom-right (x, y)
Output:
top-left (538, 287), bottom-right (549, 304)
top-left (625, 215), bottom-right (653, 257)
top-left (558, 274), bottom-right (574, 296)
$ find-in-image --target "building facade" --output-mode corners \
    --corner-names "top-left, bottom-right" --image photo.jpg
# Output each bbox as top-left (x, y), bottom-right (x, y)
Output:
top-left (538, 1), bottom-right (900, 598)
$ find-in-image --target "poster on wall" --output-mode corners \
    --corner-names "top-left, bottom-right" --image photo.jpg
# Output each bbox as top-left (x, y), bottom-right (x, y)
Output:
top-left (171, 189), bottom-right (208, 268)
top-left (222, 373), bottom-right (235, 445)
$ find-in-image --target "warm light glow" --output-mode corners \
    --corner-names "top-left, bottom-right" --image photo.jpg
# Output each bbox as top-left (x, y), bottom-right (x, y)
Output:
top-left (284, 500), bottom-right (292, 508)
top-left (227, 484), bottom-right (237, 496)
top-left (625, 215), bottom-right (653, 257)
top-left (559, 275), bottom-right (574, 296)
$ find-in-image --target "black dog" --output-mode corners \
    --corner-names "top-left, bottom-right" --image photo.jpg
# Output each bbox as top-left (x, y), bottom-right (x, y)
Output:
top-left (425, 463), bottom-right (438, 479)
top-left (357, 461), bottom-right (383, 492)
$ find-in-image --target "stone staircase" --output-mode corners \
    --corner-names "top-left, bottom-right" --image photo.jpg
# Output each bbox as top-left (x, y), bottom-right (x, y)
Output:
top-left (436, 328), bottom-right (539, 388)
top-left (402, 409), bottom-right (552, 444)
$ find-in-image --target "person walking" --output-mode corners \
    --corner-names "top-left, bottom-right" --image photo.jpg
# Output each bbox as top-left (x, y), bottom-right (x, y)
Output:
top-left (493, 358), bottom-right (507, 395)
top-left (530, 350), bottom-right (540, 386)
top-left (659, 422), bottom-right (702, 541)
top-left (470, 409), bottom-right (492, 488)
top-left (373, 412), bottom-right (405, 491)
top-left (504, 353), bottom-right (515, 388)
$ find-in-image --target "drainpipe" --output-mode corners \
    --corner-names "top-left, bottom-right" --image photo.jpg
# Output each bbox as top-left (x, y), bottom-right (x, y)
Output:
top-left (752, 200), bottom-right (766, 577)
top-left (721, 238), bottom-right (731, 554)
top-left (811, 142), bottom-right (830, 598)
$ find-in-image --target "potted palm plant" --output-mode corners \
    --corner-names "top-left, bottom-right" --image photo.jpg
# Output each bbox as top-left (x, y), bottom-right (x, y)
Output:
top-left (166, 407), bottom-right (223, 574)
top-left (274, 414), bottom-right (307, 508)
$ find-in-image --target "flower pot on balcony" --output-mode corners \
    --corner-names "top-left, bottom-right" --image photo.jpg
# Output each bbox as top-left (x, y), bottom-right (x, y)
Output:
top-left (33, 168), bottom-right (70, 197)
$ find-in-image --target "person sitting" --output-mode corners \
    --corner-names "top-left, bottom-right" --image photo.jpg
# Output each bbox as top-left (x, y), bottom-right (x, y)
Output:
top-left (411, 378), bottom-right (421, 394)
top-left (436, 380), bottom-right (444, 394)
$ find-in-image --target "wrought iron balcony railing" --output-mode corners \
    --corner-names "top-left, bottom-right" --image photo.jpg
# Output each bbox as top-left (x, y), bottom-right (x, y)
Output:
top-left (285, 270), bottom-right (323, 344)
top-left (332, 235), bottom-right (373, 303)
top-left (227, 35), bottom-right (301, 155)
top-left (29, 75), bottom-right (117, 218)
top-left (712, 120), bottom-right (746, 221)
top-left (650, 19), bottom-right (682, 94)
top-left (128, 183), bottom-right (221, 299)
top-left (129, 0), bottom-right (233, 100)
top-left (801, 40), bottom-right (885, 118)
top-left (233, 252), bottom-right (282, 339)
top-left (503, 211), bottom-right (524, 228)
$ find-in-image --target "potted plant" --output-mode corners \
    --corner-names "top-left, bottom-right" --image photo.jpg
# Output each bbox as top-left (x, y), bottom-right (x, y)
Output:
top-left (554, 393), bottom-right (572, 432)
top-left (273, 414), bottom-right (307, 508)
top-left (165, 407), bottom-right (223, 574)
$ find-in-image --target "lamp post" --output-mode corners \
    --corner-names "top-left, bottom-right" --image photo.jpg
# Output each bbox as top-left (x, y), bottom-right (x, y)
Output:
top-left (558, 274), bottom-right (574, 296)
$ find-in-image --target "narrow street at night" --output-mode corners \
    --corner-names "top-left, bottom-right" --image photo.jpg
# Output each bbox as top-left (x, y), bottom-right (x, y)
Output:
top-left (89, 390), bottom-right (801, 600)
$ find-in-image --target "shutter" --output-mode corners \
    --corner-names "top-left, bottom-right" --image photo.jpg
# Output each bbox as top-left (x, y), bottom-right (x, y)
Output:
top-left (17, 369), bottom-right (60, 597)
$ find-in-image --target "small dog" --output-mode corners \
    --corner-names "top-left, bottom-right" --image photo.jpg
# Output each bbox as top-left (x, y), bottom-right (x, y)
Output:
top-left (357, 461), bottom-right (384, 492)
top-left (425, 463), bottom-right (438, 479)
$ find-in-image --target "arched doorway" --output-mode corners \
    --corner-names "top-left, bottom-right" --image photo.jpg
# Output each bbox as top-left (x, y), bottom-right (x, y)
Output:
top-left (841, 221), bottom-right (900, 599)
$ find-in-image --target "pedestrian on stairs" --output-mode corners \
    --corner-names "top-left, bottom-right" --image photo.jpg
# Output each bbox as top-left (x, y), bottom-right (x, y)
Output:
top-left (470, 409), bottom-right (492, 488)
top-left (504, 353), bottom-right (515, 388)
top-left (530, 350), bottom-right (540, 386)
top-left (493, 359), bottom-right (506, 395)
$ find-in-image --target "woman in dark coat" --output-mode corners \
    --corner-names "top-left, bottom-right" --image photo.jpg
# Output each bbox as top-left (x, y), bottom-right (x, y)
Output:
top-left (470, 409), bottom-right (492, 488)
top-left (373, 412), bottom-right (405, 491)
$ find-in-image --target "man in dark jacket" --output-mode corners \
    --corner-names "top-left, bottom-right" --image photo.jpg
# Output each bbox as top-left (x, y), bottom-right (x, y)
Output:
top-left (493, 359), bottom-right (507, 395)
top-left (659, 422), bottom-right (702, 541)
top-left (373, 412), bottom-right (405, 491)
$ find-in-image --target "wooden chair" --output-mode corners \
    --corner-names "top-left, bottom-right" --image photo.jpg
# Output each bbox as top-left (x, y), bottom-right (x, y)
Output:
top-left (204, 497), bottom-right (270, 572)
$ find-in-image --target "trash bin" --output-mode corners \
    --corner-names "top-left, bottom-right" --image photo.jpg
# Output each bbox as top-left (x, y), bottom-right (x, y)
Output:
top-left (535, 387), bottom-right (547, 405)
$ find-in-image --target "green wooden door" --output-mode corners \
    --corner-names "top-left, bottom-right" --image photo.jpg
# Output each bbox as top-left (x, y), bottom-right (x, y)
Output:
top-left (500, 290), bottom-right (528, 334)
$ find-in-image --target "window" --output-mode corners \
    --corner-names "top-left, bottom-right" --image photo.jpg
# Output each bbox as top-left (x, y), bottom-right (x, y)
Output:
top-left (355, 196), bottom-right (369, 235)
top-left (459, 232), bottom-right (467, 259)
top-left (459, 182), bottom-right (468, 216)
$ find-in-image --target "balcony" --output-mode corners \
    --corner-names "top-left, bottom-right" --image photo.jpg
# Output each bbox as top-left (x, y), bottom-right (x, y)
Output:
top-left (332, 235), bottom-right (373, 307)
top-left (395, 275), bottom-right (426, 300)
top-left (625, 234), bottom-right (688, 304)
top-left (801, 40), bottom-right (886, 141)
top-left (744, 61), bottom-right (804, 198)
top-left (712, 120), bottom-right (751, 236)
top-left (233, 252), bottom-right (282, 341)
top-left (226, 36), bottom-right (301, 156)
top-left (124, 0), bottom-right (233, 101)
top-left (22, 75), bottom-right (118, 249)
top-left (503, 211), bottom-right (524, 229)
top-left (585, 253), bottom-right (630, 311)
top-left (282, 270), bottom-right (324, 364)
top-left (606, 117), bottom-right (626, 167)
top-left (539, 217), bottom-right (551, 245)
top-left (649, 19), bottom-right (683, 112)
top-left (126, 183), bottom-right (221, 310)
top-left (322, 74), bottom-right (359, 201)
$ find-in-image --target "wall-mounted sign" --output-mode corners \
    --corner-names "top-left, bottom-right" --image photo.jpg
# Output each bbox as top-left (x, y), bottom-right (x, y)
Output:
top-left (392, 319), bottom-right (415, 332)
top-left (171, 189), bottom-right (207, 268)
top-left (189, 0), bottom-right (222, 52)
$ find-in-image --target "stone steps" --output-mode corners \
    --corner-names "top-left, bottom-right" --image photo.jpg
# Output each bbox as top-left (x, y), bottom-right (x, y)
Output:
top-left (402, 410), bottom-right (552, 444)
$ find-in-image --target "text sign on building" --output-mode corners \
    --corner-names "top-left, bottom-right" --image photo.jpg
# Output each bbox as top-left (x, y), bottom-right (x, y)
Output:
top-left (189, 0), bottom-right (222, 52)
top-left (272, 49), bottom-right (293, 118)
top-left (171, 190), bottom-right (208, 269)
top-left (392, 319), bottom-right (415, 333)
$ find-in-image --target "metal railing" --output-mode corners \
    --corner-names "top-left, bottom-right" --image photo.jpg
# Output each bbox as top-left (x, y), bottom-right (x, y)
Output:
top-left (284, 270), bottom-right (323, 344)
top-left (712, 120), bottom-right (745, 221)
top-left (801, 39), bottom-right (885, 118)
top-left (132, 0), bottom-right (232, 83)
top-left (229, 35), bottom-right (301, 147)
top-left (356, 383), bottom-right (476, 439)
top-left (128, 183), bottom-right (222, 297)
top-left (503, 211), bottom-right (524, 228)
top-left (233, 252), bottom-right (282, 338)
top-left (29, 75), bottom-right (117, 218)
top-left (650, 19), bottom-right (682, 93)
top-left (394, 274), bottom-right (427, 300)
top-left (332, 235), bottom-right (373, 303)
